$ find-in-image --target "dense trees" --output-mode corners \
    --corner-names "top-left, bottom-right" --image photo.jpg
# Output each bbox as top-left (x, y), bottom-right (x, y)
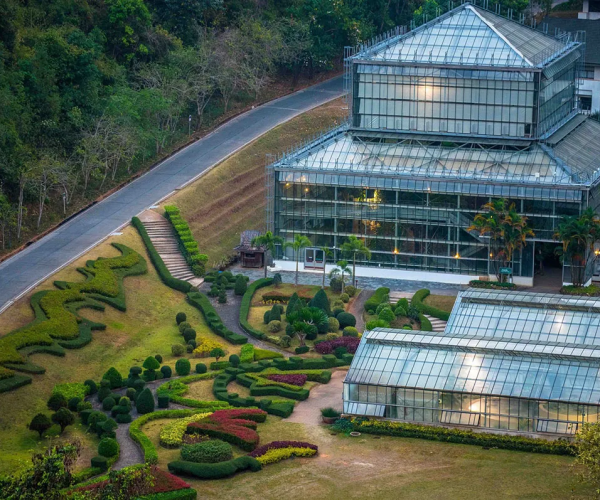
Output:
top-left (0, 0), bottom-right (526, 252)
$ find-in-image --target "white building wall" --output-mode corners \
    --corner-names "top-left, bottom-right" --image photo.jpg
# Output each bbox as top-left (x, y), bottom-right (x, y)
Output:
top-left (579, 78), bottom-right (600, 112)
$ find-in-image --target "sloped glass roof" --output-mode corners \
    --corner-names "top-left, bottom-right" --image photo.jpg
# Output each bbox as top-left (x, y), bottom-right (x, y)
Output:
top-left (353, 4), bottom-right (569, 68)
top-left (271, 124), bottom-right (600, 188)
top-left (346, 329), bottom-right (600, 404)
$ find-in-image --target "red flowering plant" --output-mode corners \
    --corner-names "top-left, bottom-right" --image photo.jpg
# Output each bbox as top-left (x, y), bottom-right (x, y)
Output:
top-left (314, 337), bottom-right (360, 354)
top-left (266, 374), bottom-right (307, 386)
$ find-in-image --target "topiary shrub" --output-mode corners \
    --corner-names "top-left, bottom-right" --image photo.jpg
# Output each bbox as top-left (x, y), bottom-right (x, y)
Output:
top-left (176, 358), bottom-right (191, 376)
top-left (334, 346), bottom-right (348, 359)
top-left (47, 393), bottom-right (68, 411)
top-left (325, 333), bottom-right (339, 340)
top-left (116, 413), bottom-right (132, 424)
top-left (102, 367), bottom-right (123, 389)
top-left (98, 437), bottom-right (119, 458)
top-left (378, 307), bottom-right (395, 323)
top-left (332, 300), bottom-right (345, 310)
top-left (263, 310), bottom-right (271, 324)
top-left (394, 306), bottom-right (407, 317)
top-left (195, 363), bottom-right (207, 374)
top-left (186, 344), bottom-right (194, 353)
top-left (181, 439), bottom-right (233, 464)
top-left (329, 277), bottom-right (343, 293)
top-left (295, 345), bottom-right (310, 355)
top-left (133, 379), bottom-right (146, 395)
top-left (143, 356), bottom-right (160, 372)
top-left (172, 344), bottom-right (185, 357)
top-left (365, 319), bottom-right (389, 330)
top-left (187, 339), bottom-right (197, 349)
top-left (136, 388), bottom-right (155, 415)
top-left (97, 380), bottom-right (112, 403)
top-left (160, 365), bottom-right (172, 378)
top-left (273, 273), bottom-right (282, 287)
top-left (68, 397), bottom-right (82, 412)
top-left (176, 312), bottom-right (187, 325)
top-left (100, 418), bottom-right (118, 439)
top-left (340, 293), bottom-right (350, 303)
top-left (328, 317), bottom-right (340, 332)
top-left (343, 327), bottom-right (359, 337)
top-left (268, 320), bottom-right (282, 333)
top-left (77, 401), bottom-right (93, 412)
top-left (155, 354), bottom-right (163, 364)
top-left (337, 312), bottom-right (356, 329)
top-left (332, 307), bottom-right (344, 317)
top-left (29, 413), bottom-right (52, 438)
top-left (345, 285), bottom-right (357, 297)
top-left (52, 408), bottom-right (75, 434)
top-left (218, 291), bottom-right (227, 304)
top-left (102, 397), bottom-right (116, 411)
top-left (91, 456), bottom-right (108, 472)
top-left (178, 322), bottom-right (191, 334)
top-left (396, 298), bottom-right (409, 311)
top-left (234, 275), bottom-right (247, 296)
top-left (158, 394), bottom-right (170, 409)
top-left (279, 335), bottom-right (292, 348)
top-left (309, 289), bottom-right (331, 315)
top-left (126, 388), bottom-right (136, 401)
top-left (376, 303), bottom-right (392, 315)
top-left (183, 328), bottom-right (197, 343)
top-left (229, 355), bottom-right (240, 367)
top-left (84, 379), bottom-right (97, 395)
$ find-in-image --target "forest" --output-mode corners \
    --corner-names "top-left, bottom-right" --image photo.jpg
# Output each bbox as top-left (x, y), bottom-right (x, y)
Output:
top-left (0, 0), bottom-right (528, 253)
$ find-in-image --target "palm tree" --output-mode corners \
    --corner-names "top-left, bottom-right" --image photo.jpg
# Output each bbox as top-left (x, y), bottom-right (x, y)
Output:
top-left (284, 234), bottom-right (312, 285)
top-left (329, 260), bottom-right (351, 294)
top-left (251, 231), bottom-right (284, 278)
top-left (320, 246), bottom-right (333, 289)
top-left (340, 235), bottom-right (371, 286)
top-left (468, 198), bottom-right (534, 282)
top-left (554, 208), bottom-right (600, 287)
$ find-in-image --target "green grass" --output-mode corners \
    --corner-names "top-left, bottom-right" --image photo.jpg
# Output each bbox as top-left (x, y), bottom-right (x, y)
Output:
top-left (423, 294), bottom-right (456, 312)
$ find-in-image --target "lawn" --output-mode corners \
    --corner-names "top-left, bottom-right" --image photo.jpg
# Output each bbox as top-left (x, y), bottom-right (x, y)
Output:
top-left (162, 98), bottom-right (347, 267)
top-left (141, 414), bottom-right (593, 500)
top-left (0, 226), bottom-right (241, 475)
top-left (423, 294), bottom-right (457, 312)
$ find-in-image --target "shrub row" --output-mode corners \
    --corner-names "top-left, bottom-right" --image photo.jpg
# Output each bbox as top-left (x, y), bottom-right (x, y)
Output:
top-left (168, 456), bottom-right (261, 480)
top-left (469, 280), bottom-right (517, 290)
top-left (186, 292), bottom-right (247, 345)
top-left (418, 314), bottom-right (433, 332)
top-left (239, 278), bottom-right (274, 341)
top-left (411, 289), bottom-right (451, 321)
top-left (236, 373), bottom-right (310, 401)
top-left (164, 206), bottom-right (208, 276)
top-left (159, 412), bottom-right (213, 448)
top-left (261, 292), bottom-right (313, 303)
top-left (253, 446), bottom-right (317, 465)
top-left (248, 440), bottom-right (318, 458)
top-left (350, 418), bottom-right (575, 455)
top-left (132, 217), bottom-right (192, 293)
top-left (364, 287), bottom-right (390, 312)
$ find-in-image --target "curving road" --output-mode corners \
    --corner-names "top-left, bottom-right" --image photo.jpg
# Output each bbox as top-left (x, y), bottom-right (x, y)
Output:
top-left (0, 76), bottom-right (344, 314)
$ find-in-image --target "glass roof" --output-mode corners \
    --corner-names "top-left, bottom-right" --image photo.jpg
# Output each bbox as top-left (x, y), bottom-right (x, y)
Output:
top-left (271, 125), bottom-right (600, 188)
top-left (353, 4), bottom-right (571, 69)
top-left (345, 330), bottom-right (600, 404)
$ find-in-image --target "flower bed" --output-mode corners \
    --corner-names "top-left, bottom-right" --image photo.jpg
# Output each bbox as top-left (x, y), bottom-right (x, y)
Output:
top-left (159, 413), bottom-right (212, 448)
top-left (193, 337), bottom-right (225, 358)
top-left (249, 441), bottom-right (318, 463)
top-left (266, 374), bottom-right (307, 386)
top-left (314, 337), bottom-right (360, 354)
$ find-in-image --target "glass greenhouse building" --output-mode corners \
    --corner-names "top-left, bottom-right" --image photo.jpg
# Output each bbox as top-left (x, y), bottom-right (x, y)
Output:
top-left (266, 3), bottom-right (600, 286)
top-left (344, 289), bottom-right (600, 435)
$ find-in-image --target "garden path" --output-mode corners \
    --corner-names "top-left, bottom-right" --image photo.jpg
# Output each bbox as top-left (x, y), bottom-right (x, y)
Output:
top-left (347, 289), bottom-right (372, 332)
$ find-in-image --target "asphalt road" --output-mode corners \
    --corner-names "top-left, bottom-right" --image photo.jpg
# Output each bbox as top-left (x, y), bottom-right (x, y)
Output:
top-left (0, 76), bottom-right (344, 314)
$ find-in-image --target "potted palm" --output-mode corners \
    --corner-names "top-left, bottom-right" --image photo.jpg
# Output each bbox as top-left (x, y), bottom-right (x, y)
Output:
top-left (320, 407), bottom-right (341, 424)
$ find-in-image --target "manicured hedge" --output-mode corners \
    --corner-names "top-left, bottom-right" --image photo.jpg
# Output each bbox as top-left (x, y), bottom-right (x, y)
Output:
top-left (164, 206), bottom-right (208, 277)
top-left (132, 217), bottom-right (192, 293)
top-left (418, 314), bottom-right (433, 331)
top-left (239, 278), bottom-right (274, 341)
top-left (156, 372), bottom-right (230, 410)
top-left (411, 289), bottom-right (450, 321)
top-left (186, 292), bottom-right (247, 345)
top-left (470, 280), bottom-right (517, 290)
top-left (364, 287), bottom-right (390, 312)
top-left (168, 456), bottom-right (261, 479)
top-left (140, 489), bottom-right (198, 500)
top-left (236, 373), bottom-right (310, 401)
top-left (350, 418), bottom-right (575, 455)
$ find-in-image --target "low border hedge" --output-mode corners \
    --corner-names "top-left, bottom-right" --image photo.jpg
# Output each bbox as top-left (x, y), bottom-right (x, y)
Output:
top-left (168, 456), bottom-right (261, 479)
top-left (364, 287), bottom-right (390, 312)
top-left (239, 278), bottom-right (273, 341)
top-left (139, 488), bottom-right (198, 500)
top-left (186, 292), bottom-right (247, 345)
top-left (418, 314), bottom-right (433, 331)
top-left (411, 289), bottom-right (450, 321)
top-left (350, 418), bottom-right (575, 455)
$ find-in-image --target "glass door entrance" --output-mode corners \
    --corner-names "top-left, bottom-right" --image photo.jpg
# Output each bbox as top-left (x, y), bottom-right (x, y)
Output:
top-left (305, 247), bottom-right (325, 269)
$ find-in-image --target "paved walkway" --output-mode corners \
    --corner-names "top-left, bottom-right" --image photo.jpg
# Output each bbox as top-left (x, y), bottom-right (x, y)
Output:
top-left (0, 76), bottom-right (344, 314)
top-left (285, 369), bottom-right (346, 425)
top-left (232, 266), bottom-right (462, 296)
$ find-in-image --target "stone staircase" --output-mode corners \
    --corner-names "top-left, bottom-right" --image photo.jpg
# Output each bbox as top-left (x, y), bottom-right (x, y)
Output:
top-left (388, 291), bottom-right (447, 333)
top-left (139, 211), bottom-right (204, 288)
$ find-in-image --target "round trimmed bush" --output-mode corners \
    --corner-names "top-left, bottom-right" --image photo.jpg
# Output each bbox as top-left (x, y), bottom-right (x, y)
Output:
top-left (102, 367), bottom-right (123, 389)
top-left (337, 312), bottom-right (357, 329)
top-left (102, 397), bottom-right (116, 411)
top-left (343, 326), bottom-right (359, 337)
top-left (186, 344), bottom-right (194, 353)
top-left (332, 307), bottom-right (345, 317)
top-left (119, 396), bottom-right (131, 407)
top-left (394, 306), bottom-right (407, 317)
top-left (327, 317), bottom-right (340, 332)
top-left (176, 312), bottom-right (187, 325)
top-left (366, 319), bottom-right (389, 330)
top-left (345, 285), bottom-right (357, 297)
top-left (176, 358), bottom-right (191, 376)
top-left (229, 354), bottom-right (240, 367)
top-left (91, 455), bottom-right (108, 472)
top-left (332, 299), bottom-right (345, 309)
top-left (133, 379), bottom-right (146, 393)
top-left (280, 335), bottom-right (292, 348)
top-left (183, 328), bottom-right (197, 343)
top-left (157, 394), bottom-right (170, 409)
top-left (181, 439), bottom-right (233, 463)
top-left (378, 308), bottom-right (395, 323)
top-left (334, 346), bottom-right (348, 359)
top-left (68, 397), bottom-right (82, 412)
top-left (178, 321), bottom-right (191, 334)
top-left (171, 344), bottom-right (185, 357)
top-left (116, 413), bottom-right (132, 424)
top-left (263, 310), bottom-right (271, 324)
top-left (268, 320), bottom-right (282, 333)
top-left (187, 339), bottom-right (197, 349)
top-left (77, 401), bottom-right (93, 412)
top-left (126, 388), bottom-right (136, 401)
top-left (84, 379), bottom-right (97, 395)
top-left (376, 303), bottom-right (392, 315)
top-left (129, 366), bottom-right (143, 376)
top-left (155, 354), bottom-right (163, 364)
top-left (160, 365), bottom-right (172, 378)
top-left (295, 345), bottom-right (310, 355)
top-left (136, 388), bottom-right (155, 414)
top-left (305, 324), bottom-right (318, 341)
top-left (325, 333), bottom-right (339, 340)
top-left (195, 363), bottom-right (207, 374)
top-left (340, 293), bottom-right (350, 303)
top-left (98, 437), bottom-right (119, 458)
top-left (47, 393), bottom-right (68, 411)
top-left (367, 309), bottom-right (375, 315)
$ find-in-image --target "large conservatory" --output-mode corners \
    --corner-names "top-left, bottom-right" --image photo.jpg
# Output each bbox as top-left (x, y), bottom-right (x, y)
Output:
top-left (266, 2), bottom-right (600, 286)
top-left (343, 289), bottom-right (600, 435)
